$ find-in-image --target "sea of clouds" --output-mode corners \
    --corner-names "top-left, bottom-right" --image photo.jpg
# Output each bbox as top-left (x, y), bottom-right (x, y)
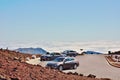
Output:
top-left (0, 41), bottom-right (120, 54)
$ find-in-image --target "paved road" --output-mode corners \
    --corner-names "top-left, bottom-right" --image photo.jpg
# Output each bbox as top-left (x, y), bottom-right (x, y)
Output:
top-left (27, 55), bottom-right (120, 80)
top-left (64, 55), bottom-right (120, 80)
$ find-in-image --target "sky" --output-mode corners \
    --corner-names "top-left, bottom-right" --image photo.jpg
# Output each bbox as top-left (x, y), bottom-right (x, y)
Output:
top-left (0, 0), bottom-right (120, 42)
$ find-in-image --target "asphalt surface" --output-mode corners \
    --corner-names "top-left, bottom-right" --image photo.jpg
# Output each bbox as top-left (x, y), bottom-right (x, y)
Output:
top-left (27, 55), bottom-right (120, 80)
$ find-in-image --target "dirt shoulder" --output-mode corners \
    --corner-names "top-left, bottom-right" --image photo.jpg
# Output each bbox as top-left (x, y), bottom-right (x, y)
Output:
top-left (105, 56), bottom-right (120, 68)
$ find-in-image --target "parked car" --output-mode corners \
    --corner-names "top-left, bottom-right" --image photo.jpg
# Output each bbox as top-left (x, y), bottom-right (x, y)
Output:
top-left (62, 50), bottom-right (79, 57)
top-left (40, 52), bottom-right (63, 61)
top-left (46, 57), bottom-right (79, 71)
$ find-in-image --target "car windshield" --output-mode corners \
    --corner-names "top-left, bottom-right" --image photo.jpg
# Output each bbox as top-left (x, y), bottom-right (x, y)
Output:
top-left (70, 51), bottom-right (75, 52)
top-left (54, 57), bottom-right (64, 62)
top-left (50, 53), bottom-right (60, 55)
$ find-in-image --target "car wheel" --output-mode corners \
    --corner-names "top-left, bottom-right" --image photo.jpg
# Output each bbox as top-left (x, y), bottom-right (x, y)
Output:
top-left (40, 59), bottom-right (43, 61)
top-left (59, 65), bottom-right (63, 71)
top-left (73, 64), bottom-right (77, 69)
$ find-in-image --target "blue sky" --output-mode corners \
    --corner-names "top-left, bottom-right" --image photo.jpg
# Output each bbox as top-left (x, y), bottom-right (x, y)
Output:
top-left (0, 0), bottom-right (120, 42)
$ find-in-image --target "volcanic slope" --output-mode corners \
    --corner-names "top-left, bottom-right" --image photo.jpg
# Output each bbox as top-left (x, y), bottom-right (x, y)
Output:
top-left (0, 49), bottom-right (108, 80)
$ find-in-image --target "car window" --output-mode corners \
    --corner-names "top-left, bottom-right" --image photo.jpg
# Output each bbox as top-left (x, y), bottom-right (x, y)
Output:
top-left (65, 58), bottom-right (73, 62)
top-left (66, 58), bottom-right (74, 61)
top-left (70, 51), bottom-right (76, 52)
top-left (54, 58), bottom-right (64, 62)
top-left (51, 53), bottom-right (60, 55)
top-left (65, 59), bottom-right (69, 61)
top-left (55, 53), bottom-right (60, 55)
top-left (70, 58), bottom-right (74, 61)
top-left (50, 53), bottom-right (54, 56)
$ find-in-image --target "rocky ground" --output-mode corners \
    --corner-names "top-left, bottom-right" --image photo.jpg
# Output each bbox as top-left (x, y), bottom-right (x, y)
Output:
top-left (105, 56), bottom-right (120, 68)
top-left (0, 49), bottom-right (110, 80)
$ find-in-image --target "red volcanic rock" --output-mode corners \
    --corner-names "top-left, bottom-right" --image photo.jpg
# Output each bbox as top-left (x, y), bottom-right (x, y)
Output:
top-left (0, 49), bottom-right (107, 80)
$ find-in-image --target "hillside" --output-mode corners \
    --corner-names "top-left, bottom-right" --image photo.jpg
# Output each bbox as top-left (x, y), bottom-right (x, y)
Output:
top-left (0, 49), bottom-right (109, 80)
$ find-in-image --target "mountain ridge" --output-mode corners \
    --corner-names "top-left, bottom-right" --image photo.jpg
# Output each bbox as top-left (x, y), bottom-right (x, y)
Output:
top-left (15, 47), bottom-right (47, 54)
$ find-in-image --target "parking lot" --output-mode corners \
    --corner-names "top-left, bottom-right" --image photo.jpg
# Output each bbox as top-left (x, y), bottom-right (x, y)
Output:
top-left (27, 55), bottom-right (120, 80)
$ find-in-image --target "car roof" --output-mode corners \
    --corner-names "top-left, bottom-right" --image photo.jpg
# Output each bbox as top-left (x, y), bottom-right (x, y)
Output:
top-left (57, 57), bottom-right (75, 59)
top-left (50, 52), bottom-right (60, 54)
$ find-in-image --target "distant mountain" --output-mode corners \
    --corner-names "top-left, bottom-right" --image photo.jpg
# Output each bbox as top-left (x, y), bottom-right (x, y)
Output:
top-left (15, 48), bottom-right (47, 54)
top-left (83, 51), bottom-right (102, 54)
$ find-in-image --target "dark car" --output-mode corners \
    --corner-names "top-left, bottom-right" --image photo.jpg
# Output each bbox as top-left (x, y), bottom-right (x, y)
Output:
top-left (40, 52), bottom-right (63, 61)
top-left (46, 57), bottom-right (79, 71)
top-left (62, 50), bottom-right (79, 57)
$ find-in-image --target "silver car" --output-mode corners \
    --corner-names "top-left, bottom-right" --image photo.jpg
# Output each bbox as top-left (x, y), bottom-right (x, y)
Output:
top-left (46, 57), bottom-right (79, 71)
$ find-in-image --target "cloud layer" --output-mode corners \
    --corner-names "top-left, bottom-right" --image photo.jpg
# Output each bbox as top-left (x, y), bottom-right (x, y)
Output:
top-left (0, 41), bottom-right (120, 53)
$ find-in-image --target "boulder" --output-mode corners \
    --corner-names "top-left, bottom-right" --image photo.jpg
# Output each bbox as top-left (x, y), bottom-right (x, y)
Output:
top-left (87, 74), bottom-right (96, 78)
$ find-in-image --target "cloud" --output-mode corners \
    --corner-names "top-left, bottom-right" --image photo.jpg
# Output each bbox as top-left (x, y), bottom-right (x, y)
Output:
top-left (0, 41), bottom-right (120, 53)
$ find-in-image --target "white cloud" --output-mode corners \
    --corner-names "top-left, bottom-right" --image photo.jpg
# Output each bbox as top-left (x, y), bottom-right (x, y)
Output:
top-left (0, 41), bottom-right (120, 54)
